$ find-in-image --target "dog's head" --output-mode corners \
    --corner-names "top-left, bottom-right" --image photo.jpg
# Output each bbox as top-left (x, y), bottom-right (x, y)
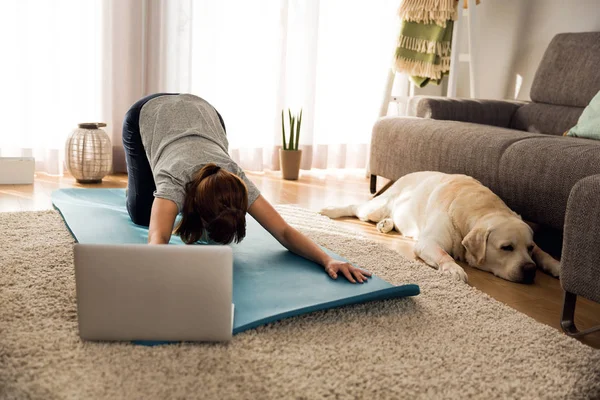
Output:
top-left (462, 215), bottom-right (536, 283)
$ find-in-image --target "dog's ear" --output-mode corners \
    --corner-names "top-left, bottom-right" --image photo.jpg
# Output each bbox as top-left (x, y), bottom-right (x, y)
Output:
top-left (462, 226), bottom-right (491, 266)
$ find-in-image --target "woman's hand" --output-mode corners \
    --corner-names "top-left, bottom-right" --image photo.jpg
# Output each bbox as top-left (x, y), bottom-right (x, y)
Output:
top-left (324, 259), bottom-right (372, 283)
top-left (248, 195), bottom-right (372, 284)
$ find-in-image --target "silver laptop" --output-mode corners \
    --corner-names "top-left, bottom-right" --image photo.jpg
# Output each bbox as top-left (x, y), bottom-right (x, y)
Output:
top-left (74, 244), bottom-right (233, 342)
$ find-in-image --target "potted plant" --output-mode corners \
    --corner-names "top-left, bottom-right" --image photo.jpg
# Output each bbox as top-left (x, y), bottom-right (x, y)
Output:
top-left (279, 108), bottom-right (303, 180)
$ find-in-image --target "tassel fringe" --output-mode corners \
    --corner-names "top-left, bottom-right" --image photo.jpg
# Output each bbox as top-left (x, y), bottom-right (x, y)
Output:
top-left (394, 57), bottom-right (451, 80)
top-left (397, 36), bottom-right (452, 56)
top-left (398, 0), bottom-right (458, 26)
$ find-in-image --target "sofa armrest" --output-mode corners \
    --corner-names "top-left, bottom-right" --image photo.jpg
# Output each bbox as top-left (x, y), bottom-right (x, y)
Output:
top-left (407, 96), bottom-right (525, 128)
top-left (561, 174), bottom-right (600, 304)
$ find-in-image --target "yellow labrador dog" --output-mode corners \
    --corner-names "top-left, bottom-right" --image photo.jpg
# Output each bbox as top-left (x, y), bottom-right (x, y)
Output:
top-left (320, 171), bottom-right (560, 283)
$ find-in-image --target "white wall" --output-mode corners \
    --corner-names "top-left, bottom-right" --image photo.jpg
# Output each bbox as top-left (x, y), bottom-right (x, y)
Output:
top-left (455, 0), bottom-right (600, 100)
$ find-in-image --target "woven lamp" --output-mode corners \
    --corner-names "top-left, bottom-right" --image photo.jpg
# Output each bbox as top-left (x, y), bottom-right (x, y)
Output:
top-left (65, 122), bottom-right (112, 183)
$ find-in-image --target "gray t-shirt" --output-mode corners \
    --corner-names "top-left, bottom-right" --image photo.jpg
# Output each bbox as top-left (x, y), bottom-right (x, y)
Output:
top-left (139, 94), bottom-right (260, 212)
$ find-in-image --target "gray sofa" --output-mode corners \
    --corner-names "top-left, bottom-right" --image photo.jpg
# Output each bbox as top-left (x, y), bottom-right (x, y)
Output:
top-left (369, 32), bottom-right (600, 337)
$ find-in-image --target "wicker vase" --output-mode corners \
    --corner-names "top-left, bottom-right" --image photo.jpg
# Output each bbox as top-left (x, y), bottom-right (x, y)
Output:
top-left (65, 123), bottom-right (112, 183)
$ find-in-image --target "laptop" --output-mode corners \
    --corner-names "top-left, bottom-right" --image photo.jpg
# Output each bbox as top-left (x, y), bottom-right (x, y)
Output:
top-left (73, 244), bottom-right (234, 342)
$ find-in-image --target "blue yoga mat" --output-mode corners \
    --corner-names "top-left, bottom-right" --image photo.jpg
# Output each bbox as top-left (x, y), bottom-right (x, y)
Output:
top-left (52, 189), bottom-right (419, 336)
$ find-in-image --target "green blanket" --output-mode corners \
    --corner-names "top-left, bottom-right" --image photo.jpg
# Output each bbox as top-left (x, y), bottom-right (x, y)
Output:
top-left (395, 20), bottom-right (454, 87)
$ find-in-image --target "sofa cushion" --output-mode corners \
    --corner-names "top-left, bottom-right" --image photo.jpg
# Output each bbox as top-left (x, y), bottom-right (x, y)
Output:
top-left (567, 89), bottom-right (600, 139)
top-left (370, 117), bottom-right (541, 194)
top-left (510, 103), bottom-right (583, 135)
top-left (408, 96), bottom-right (524, 128)
top-left (530, 32), bottom-right (600, 108)
top-left (498, 136), bottom-right (600, 230)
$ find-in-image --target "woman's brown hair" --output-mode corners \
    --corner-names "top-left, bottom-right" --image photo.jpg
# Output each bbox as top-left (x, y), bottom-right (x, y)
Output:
top-left (174, 163), bottom-right (248, 244)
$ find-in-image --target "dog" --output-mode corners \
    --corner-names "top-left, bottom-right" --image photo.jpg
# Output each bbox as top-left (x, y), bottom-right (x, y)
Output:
top-left (319, 171), bottom-right (560, 283)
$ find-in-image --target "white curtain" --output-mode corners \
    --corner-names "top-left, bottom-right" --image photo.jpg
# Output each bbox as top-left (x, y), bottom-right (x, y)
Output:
top-left (155, 0), bottom-right (401, 171)
top-left (0, 0), bottom-right (104, 174)
top-left (0, 0), bottom-right (400, 174)
top-left (0, 0), bottom-right (150, 175)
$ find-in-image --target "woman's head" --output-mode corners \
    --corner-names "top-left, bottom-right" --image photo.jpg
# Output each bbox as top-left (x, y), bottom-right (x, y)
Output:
top-left (174, 163), bottom-right (248, 245)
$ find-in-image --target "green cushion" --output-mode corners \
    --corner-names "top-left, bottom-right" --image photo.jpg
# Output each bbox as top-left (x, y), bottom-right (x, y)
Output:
top-left (567, 90), bottom-right (600, 139)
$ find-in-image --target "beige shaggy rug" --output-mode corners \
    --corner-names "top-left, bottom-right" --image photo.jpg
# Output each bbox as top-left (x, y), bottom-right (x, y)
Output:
top-left (1, 207), bottom-right (599, 400)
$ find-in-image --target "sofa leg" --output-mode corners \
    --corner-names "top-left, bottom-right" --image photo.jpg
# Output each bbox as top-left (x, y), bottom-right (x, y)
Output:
top-left (560, 291), bottom-right (600, 337)
top-left (374, 180), bottom-right (394, 197)
top-left (370, 174), bottom-right (377, 194)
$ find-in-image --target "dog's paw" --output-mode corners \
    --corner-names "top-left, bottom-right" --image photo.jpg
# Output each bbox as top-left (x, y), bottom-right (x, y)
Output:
top-left (542, 257), bottom-right (561, 278)
top-left (547, 265), bottom-right (560, 278)
top-left (376, 218), bottom-right (394, 234)
top-left (533, 247), bottom-right (561, 278)
top-left (440, 262), bottom-right (468, 283)
top-left (319, 206), bottom-right (341, 219)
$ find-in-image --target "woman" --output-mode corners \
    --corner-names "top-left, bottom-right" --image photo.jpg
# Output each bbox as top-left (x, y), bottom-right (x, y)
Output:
top-left (122, 93), bottom-right (370, 283)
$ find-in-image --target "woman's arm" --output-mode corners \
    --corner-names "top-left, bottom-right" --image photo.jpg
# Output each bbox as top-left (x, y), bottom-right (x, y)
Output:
top-left (248, 195), bottom-right (371, 283)
top-left (148, 198), bottom-right (179, 244)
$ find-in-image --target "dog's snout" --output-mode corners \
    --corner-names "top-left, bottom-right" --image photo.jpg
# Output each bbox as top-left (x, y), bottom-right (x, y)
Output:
top-left (520, 263), bottom-right (536, 284)
top-left (522, 262), bottom-right (536, 272)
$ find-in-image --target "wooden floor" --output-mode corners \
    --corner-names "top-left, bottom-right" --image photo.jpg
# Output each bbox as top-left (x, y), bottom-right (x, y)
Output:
top-left (2, 170), bottom-right (600, 348)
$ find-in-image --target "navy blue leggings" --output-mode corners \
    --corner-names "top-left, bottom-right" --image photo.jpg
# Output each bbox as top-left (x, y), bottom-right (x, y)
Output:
top-left (122, 93), bottom-right (227, 226)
